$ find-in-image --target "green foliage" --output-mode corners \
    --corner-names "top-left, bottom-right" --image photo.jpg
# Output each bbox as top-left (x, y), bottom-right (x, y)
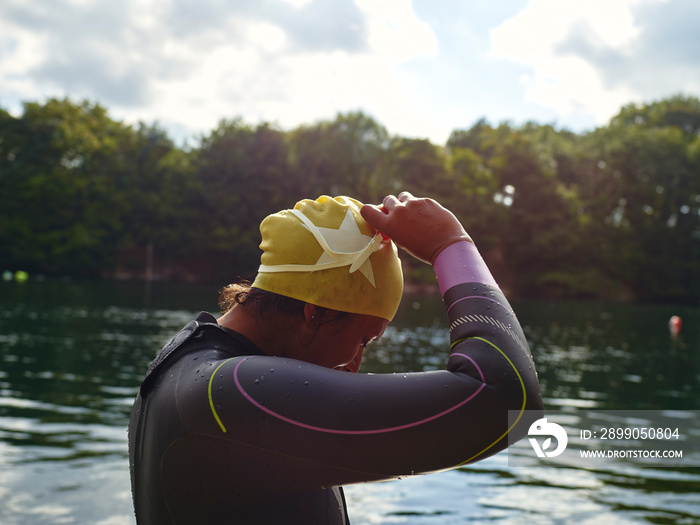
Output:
top-left (0, 99), bottom-right (130, 275)
top-left (194, 119), bottom-right (294, 279)
top-left (1, 95), bottom-right (698, 303)
top-left (287, 111), bottom-right (390, 201)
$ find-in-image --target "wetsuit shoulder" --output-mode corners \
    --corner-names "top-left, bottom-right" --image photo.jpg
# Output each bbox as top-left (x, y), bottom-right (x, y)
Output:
top-left (139, 312), bottom-right (261, 398)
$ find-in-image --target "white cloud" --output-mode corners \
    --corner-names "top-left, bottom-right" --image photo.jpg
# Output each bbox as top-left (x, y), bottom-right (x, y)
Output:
top-left (0, 19), bottom-right (50, 106)
top-left (130, 0), bottom-right (439, 141)
top-left (489, 0), bottom-right (669, 125)
top-left (356, 0), bottom-right (437, 60)
top-left (0, 0), bottom-right (439, 142)
top-left (279, 0), bottom-right (313, 8)
top-left (2, 0), bottom-right (699, 144)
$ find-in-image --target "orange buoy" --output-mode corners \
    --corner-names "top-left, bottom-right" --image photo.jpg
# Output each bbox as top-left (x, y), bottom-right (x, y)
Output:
top-left (669, 316), bottom-right (682, 338)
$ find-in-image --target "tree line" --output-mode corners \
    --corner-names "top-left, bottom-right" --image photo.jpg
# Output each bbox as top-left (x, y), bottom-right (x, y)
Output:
top-left (1, 95), bottom-right (699, 303)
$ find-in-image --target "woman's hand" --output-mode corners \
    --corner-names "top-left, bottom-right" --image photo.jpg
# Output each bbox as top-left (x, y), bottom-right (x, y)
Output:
top-left (361, 192), bottom-right (472, 265)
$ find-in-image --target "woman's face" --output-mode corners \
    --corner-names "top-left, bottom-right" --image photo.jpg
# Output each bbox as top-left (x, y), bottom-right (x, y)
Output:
top-left (301, 313), bottom-right (389, 373)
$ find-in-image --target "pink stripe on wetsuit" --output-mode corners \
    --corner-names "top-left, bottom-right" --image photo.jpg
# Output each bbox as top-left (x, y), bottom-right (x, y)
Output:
top-left (434, 241), bottom-right (499, 296)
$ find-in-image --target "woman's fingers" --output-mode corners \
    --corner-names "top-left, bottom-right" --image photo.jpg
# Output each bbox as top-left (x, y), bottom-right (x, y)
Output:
top-left (382, 194), bottom-right (400, 211)
top-left (363, 193), bottom-right (472, 264)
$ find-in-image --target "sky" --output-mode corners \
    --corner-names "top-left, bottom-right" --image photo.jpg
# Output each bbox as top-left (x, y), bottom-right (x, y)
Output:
top-left (1, 0), bottom-right (699, 146)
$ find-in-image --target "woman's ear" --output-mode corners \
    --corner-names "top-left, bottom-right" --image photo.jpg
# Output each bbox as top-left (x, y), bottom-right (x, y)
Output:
top-left (303, 303), bottom-right (319, 326)
top-left (298, 303), bottom-right (320, 347)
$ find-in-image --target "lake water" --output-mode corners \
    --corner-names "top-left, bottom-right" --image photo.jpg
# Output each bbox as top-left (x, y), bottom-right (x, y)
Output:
top-left (1, 279), bottom-right (699, 524)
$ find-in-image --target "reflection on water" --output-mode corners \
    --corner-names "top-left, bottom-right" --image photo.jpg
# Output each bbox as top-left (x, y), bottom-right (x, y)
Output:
top-left (0, 279), bottom-right (213, 525)
top-left (0, 279), bottom-right (698, 524)
top-left (517, 299), bottom-right (700, 411)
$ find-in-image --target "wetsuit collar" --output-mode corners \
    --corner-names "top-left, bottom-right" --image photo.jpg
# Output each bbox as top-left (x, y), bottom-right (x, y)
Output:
top-left (195, 311), bottom-right (265, 357)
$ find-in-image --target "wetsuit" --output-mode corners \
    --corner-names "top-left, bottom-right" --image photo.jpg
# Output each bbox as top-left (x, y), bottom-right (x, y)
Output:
top-left (128, 242), bottom-right (543, 524)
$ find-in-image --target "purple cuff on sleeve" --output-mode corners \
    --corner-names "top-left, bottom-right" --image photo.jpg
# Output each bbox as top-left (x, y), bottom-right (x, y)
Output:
top-left (433, 241), bottom-right (499, 295)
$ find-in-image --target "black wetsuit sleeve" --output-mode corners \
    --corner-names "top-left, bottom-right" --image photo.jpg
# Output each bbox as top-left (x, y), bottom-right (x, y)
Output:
top-left (175, 284), bottom-right (542, 490)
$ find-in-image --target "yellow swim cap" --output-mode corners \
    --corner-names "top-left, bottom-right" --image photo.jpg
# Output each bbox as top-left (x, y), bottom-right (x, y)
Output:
top-left (251, 196), bottom-right (404, 321)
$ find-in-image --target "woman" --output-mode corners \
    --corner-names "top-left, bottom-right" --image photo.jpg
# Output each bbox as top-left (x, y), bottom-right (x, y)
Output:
top-left (129, 192), bottom-right (543, 524)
